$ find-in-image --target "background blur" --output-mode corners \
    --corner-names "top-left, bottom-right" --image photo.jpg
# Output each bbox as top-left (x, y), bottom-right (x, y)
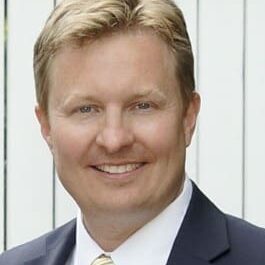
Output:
top-left (1, 0), bottom-right (265, 252)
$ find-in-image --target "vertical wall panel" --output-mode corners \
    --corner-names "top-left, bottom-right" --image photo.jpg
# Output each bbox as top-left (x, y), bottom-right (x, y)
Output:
top-left (0, 0), bottom-right (5, 253)
top-left (245, 0), bottom-right (265, 227)
top-left (6, 0), bottom-right (54, 249)
top-left (198, 0), bottom-right (244, 217)
top-left (176, 0), bottom-right (199, 182)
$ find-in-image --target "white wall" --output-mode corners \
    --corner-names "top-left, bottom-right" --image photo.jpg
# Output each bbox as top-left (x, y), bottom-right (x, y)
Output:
top-left (0, 0), bottom-right (5, 253)
top-left (0, 0), bottom-right (265, 252)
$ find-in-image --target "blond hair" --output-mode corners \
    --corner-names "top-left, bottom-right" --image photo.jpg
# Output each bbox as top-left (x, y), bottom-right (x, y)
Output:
top-left (34, 0), bottom-right (195, 113)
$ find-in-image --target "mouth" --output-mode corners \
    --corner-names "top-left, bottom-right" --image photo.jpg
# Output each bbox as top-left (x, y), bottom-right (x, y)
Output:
top-left (92, 163), bottom-right (144, 175)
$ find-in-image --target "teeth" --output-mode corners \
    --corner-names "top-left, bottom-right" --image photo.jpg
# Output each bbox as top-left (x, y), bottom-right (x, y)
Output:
top-left (95, 163), bottom-right (142, 174)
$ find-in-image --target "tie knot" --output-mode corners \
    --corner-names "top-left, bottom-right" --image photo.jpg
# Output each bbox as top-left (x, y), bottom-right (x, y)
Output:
top-left (91, 254), bottom-right (115, 265)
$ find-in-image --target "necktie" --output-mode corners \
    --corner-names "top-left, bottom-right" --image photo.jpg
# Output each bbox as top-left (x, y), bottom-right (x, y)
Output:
top-left (91, 254), bottom-right (115, 265)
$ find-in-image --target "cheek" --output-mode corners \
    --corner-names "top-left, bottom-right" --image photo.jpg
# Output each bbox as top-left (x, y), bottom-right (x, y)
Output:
top-left (133, 114), bottom-right (184, 155)
top-left (50, 122), bottom-right (95, 162)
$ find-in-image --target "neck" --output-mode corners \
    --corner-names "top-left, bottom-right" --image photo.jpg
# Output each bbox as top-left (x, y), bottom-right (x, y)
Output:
top-left (81, 178), bottom-right (186, 251)
top-left (82, 209), bottom-right (158, 252)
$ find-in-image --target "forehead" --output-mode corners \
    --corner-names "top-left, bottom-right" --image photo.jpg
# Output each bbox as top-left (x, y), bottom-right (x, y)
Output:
top-left (49, 29), bottom-right (180, 101)
top-left (52, 29), bottom-right (175, 69)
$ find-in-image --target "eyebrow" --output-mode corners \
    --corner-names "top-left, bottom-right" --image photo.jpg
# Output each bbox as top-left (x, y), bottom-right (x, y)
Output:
top-left (127, 87), bottom-right (168, 101)
top-left (60, 86), bottom-right (169, 107)
top-left (60, 92), bottom-right (99, 108)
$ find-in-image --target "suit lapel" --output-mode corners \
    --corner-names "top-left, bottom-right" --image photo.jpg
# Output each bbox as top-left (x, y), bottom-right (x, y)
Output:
top-left (166, 183), bottom-right (230, 265)
top-left (24, 219), bottom-right (76, 265)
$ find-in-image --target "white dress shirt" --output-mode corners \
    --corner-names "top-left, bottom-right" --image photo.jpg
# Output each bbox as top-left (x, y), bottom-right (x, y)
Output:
top-left (66, 177), bottom-right (192, 265)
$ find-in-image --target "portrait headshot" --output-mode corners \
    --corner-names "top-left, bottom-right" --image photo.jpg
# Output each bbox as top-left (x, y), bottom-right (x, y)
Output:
top-left (0, 0), bottom-right (265, 264)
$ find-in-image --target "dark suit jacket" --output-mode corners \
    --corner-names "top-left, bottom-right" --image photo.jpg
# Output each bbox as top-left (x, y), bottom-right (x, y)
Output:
top-left (1, 183), bottom-right (265, 264)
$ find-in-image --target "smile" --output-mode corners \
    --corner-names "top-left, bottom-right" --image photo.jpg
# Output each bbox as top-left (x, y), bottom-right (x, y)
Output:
top-left (94, 163), bottom-right (143, 174)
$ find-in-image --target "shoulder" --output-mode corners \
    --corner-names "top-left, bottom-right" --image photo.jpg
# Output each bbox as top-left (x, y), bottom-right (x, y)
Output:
top-left (0, 219), bottom-right (76, 265)
top-left (226, 214), bottom-right (265, 245)
top-left (0, 233), bottom-right (47, 265)
top-left (188, 182), bottom-right (265, 263)
top-left (223, 214), bottom-right (265, 263)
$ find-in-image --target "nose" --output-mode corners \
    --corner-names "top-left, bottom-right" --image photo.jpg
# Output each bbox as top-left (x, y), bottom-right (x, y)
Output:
top-left (96, 109), bottom-right (134, 153)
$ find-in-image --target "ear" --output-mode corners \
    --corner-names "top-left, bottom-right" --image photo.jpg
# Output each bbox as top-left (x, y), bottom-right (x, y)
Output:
top-left (183, 92), bottom-right (201, 147)
top-left (35, 105), bottom-right (53, 151)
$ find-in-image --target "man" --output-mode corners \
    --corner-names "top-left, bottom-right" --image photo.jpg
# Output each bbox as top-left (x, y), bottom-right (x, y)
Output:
top-left (1, 0), bottom-right (265, 264)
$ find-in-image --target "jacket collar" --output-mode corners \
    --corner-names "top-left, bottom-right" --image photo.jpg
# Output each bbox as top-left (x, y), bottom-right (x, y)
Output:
top-left (166, 182), bottom-right (230, 264)
top-left (24, 220), bottom-right (76, 265)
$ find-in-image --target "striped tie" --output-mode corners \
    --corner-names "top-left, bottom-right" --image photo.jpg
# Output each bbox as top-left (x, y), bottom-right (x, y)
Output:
top-left (91, 254), bottom-right (115, 265)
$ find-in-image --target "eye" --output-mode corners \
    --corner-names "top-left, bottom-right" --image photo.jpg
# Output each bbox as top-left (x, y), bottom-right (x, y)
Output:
top-left (135, 102), bottom-right (152, 110)
top-left (80, 106), bottom-right (92, 113)
top-left (79, 105), bottom-right (99, 113)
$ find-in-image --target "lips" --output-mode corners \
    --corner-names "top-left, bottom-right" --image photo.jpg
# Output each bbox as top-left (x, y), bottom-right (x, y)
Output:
top-left (93, 163), bottom-right (143, 174)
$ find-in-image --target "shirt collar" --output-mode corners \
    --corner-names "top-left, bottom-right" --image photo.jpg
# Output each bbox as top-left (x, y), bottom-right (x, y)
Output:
top-left (73, 177), bottom-right (192, 265)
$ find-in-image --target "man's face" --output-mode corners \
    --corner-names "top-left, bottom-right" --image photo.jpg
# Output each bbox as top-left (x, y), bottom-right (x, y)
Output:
top-left (37, 30), bottom-right (199, 218)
